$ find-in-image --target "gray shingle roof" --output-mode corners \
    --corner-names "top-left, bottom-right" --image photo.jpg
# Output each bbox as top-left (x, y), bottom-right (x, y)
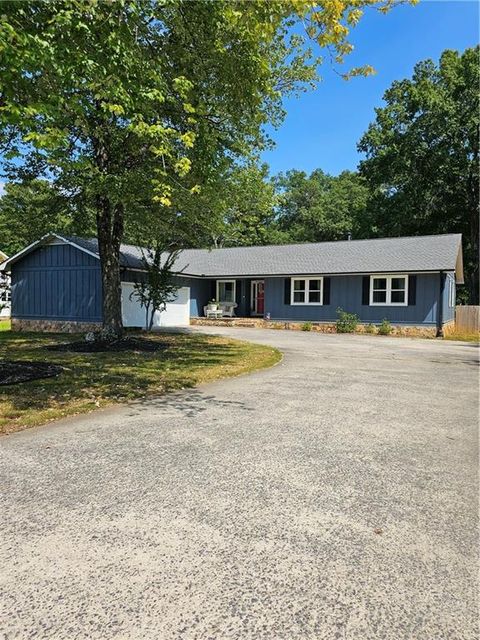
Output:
top-left (65, 233), bottom-right (463, 279)
top-left (1, 233), bottom-right (463, 282)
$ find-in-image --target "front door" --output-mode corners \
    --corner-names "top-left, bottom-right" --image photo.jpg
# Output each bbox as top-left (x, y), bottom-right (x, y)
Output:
top-left (251, 280), bottom-right (265, 316)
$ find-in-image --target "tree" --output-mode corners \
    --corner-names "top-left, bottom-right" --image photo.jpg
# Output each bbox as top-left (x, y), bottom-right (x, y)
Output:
top-left (0, 180), bottom-right (95, 255)
top-left (0, 0), bottom-right (406, 336)
top-left (274, 169), bottom-right (369, 242)
top-left (131, 246), bottom-right (183, 331)
top-left (358, 47), bottom-right (479, 303)
top-left (184, 163), bottom-right (277, 248)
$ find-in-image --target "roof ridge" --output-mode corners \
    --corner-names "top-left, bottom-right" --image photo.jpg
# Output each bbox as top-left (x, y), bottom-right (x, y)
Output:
top-left (115, 232), bottom-right (462, 254)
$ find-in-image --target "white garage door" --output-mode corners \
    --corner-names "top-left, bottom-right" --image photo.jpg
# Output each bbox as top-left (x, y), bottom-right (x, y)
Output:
top-left (121, 283), bottom-right (190, 328)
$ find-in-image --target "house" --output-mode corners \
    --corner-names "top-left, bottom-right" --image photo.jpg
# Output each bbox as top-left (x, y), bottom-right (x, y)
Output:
top-left (0, 249), bottom-right (10, 318)
top-left (0, 232), bottom-right (462, 334)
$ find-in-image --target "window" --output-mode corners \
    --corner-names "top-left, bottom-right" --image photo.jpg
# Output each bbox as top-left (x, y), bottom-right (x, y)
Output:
top-left (216, 280), bottom-right (236, 303)
top-left (369, 275), bottom-right (408, 306)
top-left (0, 289), bottom-right (10, 302)
top-left (291, 277), bottom-right (323, 305)
top-left (448, 277), bottom-right (455, 308)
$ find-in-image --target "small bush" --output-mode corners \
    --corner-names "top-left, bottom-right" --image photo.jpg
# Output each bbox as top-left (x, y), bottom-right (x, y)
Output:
top-left (378, 318), bottom-right (393, 335)
top-left (301, 322), bottom-right (313, 332)
top-left (364, 323), bottom-right (376, 334)
top-left (336, 308), bottom-right (359, 333)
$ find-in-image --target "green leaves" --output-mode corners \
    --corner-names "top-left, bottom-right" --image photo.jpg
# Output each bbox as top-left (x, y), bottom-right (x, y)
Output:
top-left (0, 179), bottom-right (95, 255)
top-left (274, 169), bottom-right (369, 243)
top-left (132, 245), bottom-right (183, 330)
top-left (0, 0), bottom-right (401, 216)
top-left (359, 46), bottom-right (480, 303)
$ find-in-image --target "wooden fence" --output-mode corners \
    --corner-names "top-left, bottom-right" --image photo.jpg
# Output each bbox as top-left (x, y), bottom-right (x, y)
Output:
top-left (455, 306), bottom-right (480, 333)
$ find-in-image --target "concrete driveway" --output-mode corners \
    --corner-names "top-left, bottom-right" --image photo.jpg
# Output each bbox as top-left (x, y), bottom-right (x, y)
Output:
top-left (1, 328), bottom-right (478, 640)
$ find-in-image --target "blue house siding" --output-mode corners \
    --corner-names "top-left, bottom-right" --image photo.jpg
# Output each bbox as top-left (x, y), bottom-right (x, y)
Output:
top-left (186, 278), bottom-right (211, 317)
top-left (189, 278), bottom-right (253, 317)
top-left (11, 244), bottom-right (102, 321)
top-left (235, 279), bottom-right (249, 317)
top-left (264, 273), bottom-right (440, 325)
top-left (442, 272), bottom-right (455, 324)
top-left (8, 239), bottom-right (455, 329)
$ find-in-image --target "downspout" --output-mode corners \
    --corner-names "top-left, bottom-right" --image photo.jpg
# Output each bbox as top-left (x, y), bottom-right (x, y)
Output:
top-left (437, 270), bottom-right (445, 337)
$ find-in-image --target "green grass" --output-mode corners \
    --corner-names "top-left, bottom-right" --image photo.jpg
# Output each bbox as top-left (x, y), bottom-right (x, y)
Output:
top-left (0, 330), bottom-right (281, 434)
top-left (444, 331), bottom-right (480, 343)
top-left (0, 319), bottom-right (11, 332)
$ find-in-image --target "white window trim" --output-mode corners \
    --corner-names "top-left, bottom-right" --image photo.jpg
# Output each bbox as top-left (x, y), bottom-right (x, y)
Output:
top-left (369, 274), bottom-right (408, 307)
top-left (448, 276), bottom-right (455, 308)
top-left (291, 277), bottom-right (324, 306)
top-left (216, 279), bottom-right (236, 303)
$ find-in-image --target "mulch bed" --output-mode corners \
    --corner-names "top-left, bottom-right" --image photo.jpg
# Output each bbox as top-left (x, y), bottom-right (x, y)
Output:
top-left (46, 336), bottom-right (168, 353)
top-left (0, 361), bottom-right (64, 385)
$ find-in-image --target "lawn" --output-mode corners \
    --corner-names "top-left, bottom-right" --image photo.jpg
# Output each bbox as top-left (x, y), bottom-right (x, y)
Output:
top-left (0, 330), bottom-right (281, 434)
top-left (444, 331), bottom-right (480, 343)
top-left (0, 319), bottom-right (11, 332)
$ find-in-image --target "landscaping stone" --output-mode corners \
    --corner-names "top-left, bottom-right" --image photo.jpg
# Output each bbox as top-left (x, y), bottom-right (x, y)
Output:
top-left (191, 317), bottom-right (438, 338)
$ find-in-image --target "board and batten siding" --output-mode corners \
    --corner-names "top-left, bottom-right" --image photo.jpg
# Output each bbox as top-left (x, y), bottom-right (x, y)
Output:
top-left (264, 273), bottom-right (441, 325)
top-left (11, 244), bottom-right (102, 321)
top-left (186, 278), bottom-right (211, 317)
top-left (441, 272), bottom-right (456, 324)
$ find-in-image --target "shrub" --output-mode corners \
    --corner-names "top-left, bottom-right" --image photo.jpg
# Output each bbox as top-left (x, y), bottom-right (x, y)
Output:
top-left (378, 318), bottom-right (393, 335)
top-left (364, 323), bottom-right (376, 334)
top-left (336, 308), bottom-right (359, 333)
top-left (301, 322), bottom-right (313, 332)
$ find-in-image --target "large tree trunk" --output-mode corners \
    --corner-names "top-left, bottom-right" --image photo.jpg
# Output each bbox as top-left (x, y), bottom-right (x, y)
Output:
top-left (96, 196), bottom-right (124, 338)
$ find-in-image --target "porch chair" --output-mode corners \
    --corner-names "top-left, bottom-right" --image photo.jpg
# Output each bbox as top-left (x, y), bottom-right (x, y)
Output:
top-left (219, 302), bottom-right (237, 317)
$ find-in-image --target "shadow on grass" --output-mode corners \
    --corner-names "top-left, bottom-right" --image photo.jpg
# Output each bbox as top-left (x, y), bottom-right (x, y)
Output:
top-left (0, 331), bottom-right (273, 428)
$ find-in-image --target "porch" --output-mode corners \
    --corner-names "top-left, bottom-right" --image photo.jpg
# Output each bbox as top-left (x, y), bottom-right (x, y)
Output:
top-left (192, 278), bottom-right (265, 319)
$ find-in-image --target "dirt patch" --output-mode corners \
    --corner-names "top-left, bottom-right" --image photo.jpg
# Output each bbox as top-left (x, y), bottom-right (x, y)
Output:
top-left (0, 361), bottom-right (64, 385)
top-left (46, 336), bottom-right (168, 353)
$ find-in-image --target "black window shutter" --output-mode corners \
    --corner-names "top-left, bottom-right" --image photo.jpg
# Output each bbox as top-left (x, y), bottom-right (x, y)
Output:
top-left (210, 280), bottom-right (216, 300)
top-left (323, 277), bottom-right (331, 305)
top-left (362, 276), bottom-right (370, 305)
top-left (408, 275), bottom-right (417, 305)
top-left (235, 280), bottom-right (242, 306)
top-left (284, 278), bottom-right (291, 305)
top-left (245, 279), bottom-right (251, 316)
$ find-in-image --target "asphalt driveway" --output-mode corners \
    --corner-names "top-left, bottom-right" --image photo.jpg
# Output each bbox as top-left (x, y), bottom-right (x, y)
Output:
top-left (1, 328), bottom-right (478, 640)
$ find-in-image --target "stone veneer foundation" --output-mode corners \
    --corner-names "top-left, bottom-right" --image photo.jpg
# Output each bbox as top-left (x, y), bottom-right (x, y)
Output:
top-left (191, 317), bottom-right (438, 338)
top-left (12, 316), bottom-right (439, 338)
top-left (440, 320), bottom-right (456, 337)
top-left (12, 318), bottom-right (102, 333)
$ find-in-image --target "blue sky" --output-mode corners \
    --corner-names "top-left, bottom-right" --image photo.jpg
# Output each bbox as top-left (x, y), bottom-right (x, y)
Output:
top-left (261, 0), bottom-right (479, 177)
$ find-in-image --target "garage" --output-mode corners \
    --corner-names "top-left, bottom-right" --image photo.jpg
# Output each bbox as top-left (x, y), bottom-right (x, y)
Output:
top-left (121, 283), bottom-right (190, 328)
